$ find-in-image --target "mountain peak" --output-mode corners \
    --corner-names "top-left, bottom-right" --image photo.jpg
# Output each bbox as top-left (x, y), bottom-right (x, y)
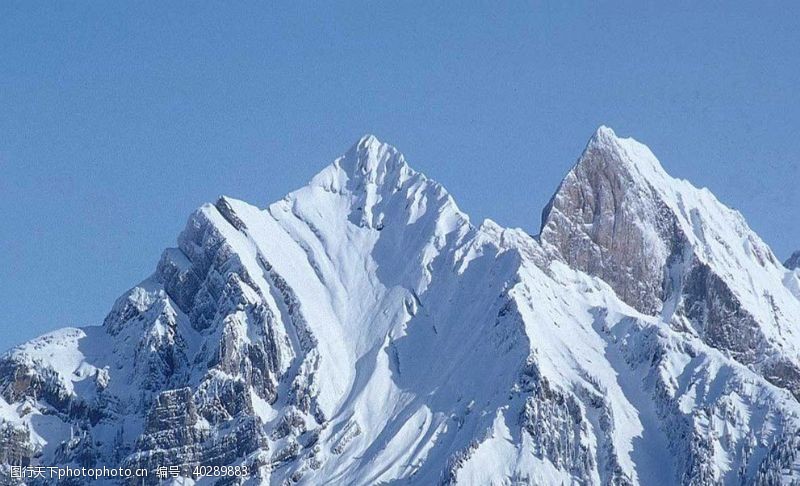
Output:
top-left (581, 126), bottom-right (670, 187)
top-left (541, 127), bottom-right (800, 402)
top-left (309, 134), bottom-right (417, 197)
top-left (541, 126), bottom-right (775, 317)
top-left (588, 124), bottom-right (618, 146)
top-left (539, 127), bottom-right (674, 315)
top-left (342, 134), bottom-right (408, 181)
top-left (355, 133), bottom-right (381, 150)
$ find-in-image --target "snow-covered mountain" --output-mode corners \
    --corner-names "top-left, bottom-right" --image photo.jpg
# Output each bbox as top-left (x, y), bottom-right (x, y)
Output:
top-left (2, 129), bottom-right (800, 485)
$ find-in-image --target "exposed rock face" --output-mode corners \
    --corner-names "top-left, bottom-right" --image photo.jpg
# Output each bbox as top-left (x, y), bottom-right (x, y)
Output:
top-left (124, 387), bottom-right (266, 479)
top-left (1, 131), bottom-right (799, 485)
top-left (785, 250), bottom-right (800, 270)
top-left (518, 363), bottom-right (598, 483)
top-left (541, 126), bottom-right (800, 401)
top-left (540, 127), bottom-right (679, 315)
top-left (0, 423), bottom-right (34, 467)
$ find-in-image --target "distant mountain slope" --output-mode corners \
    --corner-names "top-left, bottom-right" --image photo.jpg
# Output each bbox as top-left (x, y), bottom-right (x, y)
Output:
top-left (786, 251), bottom-right (800, 270)
top-left (2, 131), bottom-right (799, 485)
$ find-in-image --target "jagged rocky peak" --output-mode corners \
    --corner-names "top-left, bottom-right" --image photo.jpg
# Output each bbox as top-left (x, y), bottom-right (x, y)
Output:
top-left (785, 250), bottom-right (800, 269)
top-left (539, 125), bottom-right (787, 320)
top-left (540, 125), bottom-right (800, 400)
top-left (539, 125), bottom-right (678, 315)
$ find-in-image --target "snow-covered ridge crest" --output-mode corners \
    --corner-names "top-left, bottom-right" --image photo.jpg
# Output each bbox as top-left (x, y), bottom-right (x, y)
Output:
top-left (585, 125), bottom-right (672, 184)
top-left (311, 133), bottom-right (412, 193)
top-left (2, 130), bottom-right (800, 485)
top-left (305, 134), bottom-right (466, 234)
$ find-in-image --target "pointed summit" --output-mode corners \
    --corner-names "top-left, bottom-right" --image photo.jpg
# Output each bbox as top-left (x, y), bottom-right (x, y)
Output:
top-left (352, 133), bottom-right (389, 157)
top-left (539, 126), bottom-right (674, 315)
top-left (581, 125), bottom-right (672, 187)
top-left (540, 127), bottom-right (780, 317)
top-left (309, 134), bottom-right (413, 195)
top-left (540, 127), bottom-right (800, 399)
top-left (587, 124), bottom-right (618, 146)
top-left (341, 134), bottom-right (409, 183)
top-left (301, 135), bottom-right (465, 233)
top-left (356, 133), bottom-right (380, 148)
top-left (582, 125), bottom-right (624, 165)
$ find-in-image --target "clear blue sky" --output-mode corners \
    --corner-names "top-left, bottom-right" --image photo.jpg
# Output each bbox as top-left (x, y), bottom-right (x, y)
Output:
top-left (1, 2), bottom-right (798, 348)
